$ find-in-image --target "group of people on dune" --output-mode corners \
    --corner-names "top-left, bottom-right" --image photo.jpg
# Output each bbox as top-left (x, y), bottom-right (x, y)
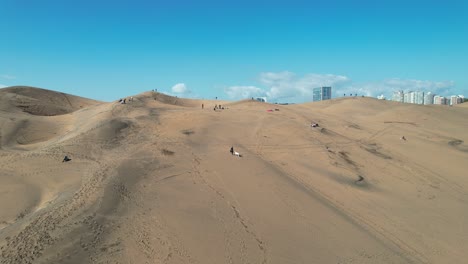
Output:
top-left (118, 97), bottom-right (134, 104)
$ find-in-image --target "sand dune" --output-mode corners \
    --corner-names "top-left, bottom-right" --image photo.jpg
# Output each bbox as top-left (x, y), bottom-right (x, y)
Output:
top-left (0, 86), bottom-right (101, 116)
top-left (1, 86), bottom-right (467, 264)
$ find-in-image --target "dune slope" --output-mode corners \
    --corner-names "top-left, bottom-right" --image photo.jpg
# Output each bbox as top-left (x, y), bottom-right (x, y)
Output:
top-left (1, 89), bottom-right (467, 264)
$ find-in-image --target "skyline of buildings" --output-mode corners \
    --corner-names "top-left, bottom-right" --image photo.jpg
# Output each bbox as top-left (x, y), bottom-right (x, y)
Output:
top-left (254, 86), bottom-right (466, 105)
top-left (391, 90), bottom-right (464, 105)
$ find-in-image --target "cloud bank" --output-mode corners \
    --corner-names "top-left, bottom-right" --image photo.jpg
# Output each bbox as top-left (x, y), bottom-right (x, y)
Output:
top-left (224, 72), bottom-right (455, 102)
top-left (225, 71), bottom-right (350, 102)
top-left (224, 85), bottom-right (266, 99)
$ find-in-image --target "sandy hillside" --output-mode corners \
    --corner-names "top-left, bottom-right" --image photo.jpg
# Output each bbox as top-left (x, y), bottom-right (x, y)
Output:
top-left (1, 87), bottom-right (467, 264)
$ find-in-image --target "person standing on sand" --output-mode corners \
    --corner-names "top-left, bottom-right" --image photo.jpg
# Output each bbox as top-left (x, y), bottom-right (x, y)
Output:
top-left (230, 146), bottom-right (234, 155)
top-left (202, 103), bottom-right (204, 109)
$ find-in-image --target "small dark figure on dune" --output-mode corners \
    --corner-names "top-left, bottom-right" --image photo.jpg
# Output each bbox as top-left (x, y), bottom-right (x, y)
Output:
top-left (230, 146), bottom-right (234, 155)
top-left (63, 155), bottom-right (71, 162)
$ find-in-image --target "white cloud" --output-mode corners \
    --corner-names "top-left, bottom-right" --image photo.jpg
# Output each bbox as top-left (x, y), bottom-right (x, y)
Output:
top-left (383, 78), bottom-right (455, 95)
top-left (258, 71), bottom-right (295, 87)
top-left (0, 74), bottom-right (16, 80)
top-left (335, 83), bottom-right (385, 97)
top-left (225, 86), bottom-right (266, 99)
top-left (171, 83), bottom-right (191, 94)
top-left (0, 84), bottom-right (7, 88)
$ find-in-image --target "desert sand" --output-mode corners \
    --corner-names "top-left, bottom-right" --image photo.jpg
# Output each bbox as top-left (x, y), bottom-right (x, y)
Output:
top-left (1, 86), bottom-right (467, 264)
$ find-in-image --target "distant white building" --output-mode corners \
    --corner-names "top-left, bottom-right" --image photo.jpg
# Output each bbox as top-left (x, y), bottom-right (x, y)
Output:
top-left (414, 91), bottom-right (424, 104)
top-left (424, 92), bottom-right (435, 105)
top-left (450, 95), bottom-right (458, 105)
top-left (404, 91), bottom-right (413, 103)
top-left (434, 95), bottom-right (447, 105)
top-left (392, 90), bottom-right (404, 102)
top-left (392, 90), bottom-right (464, 106)
top-left (377, 94), bottom-right (386, 100)
top-left (448, 95), bottom-right (465, 105)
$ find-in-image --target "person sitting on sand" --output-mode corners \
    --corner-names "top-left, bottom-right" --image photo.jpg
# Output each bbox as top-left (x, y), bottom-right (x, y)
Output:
top-left (401, 136), bottom-right (406, 141)
top-left (63, 155), bottom-right (71, 162)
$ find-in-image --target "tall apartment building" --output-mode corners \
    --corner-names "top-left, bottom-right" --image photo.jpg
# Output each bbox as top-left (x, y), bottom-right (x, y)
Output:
top-left (450, 95), bottom-right (458, 105)
top-left (392, 90), bottom-right (404, 103)
top-left (313, 86), bottom-right (332, 101)
top-left (414, 91), bottom-right (424, 104)
top-left (404, 91), bottom-right (412, 103)
top-left (424, 92), bottom-right (435, 105)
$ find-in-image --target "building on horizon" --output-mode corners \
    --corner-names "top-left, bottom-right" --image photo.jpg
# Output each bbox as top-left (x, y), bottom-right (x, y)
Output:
top-left (391, 90), bottom-right (465, 106)
top-left (312, 86), bottom-right (332, 102)
top-left (459, 95), bottom-right (465, 103)
top-left (450, 95), bottom-right (457, 105)
top-left (403, 91), bottom-right (412, 103)
top-left (392, 90), bottom-right (404, 103)
top-left (449, 95), bottom-right (464, 105)
top-left (414, 91), bottom-right (424, 104)
top-left (424, 92), bottom-right (435, 105)
top-left (434, 95), bottom-right (447, 105)
top-left (377, 94), bottom-right (386, 100)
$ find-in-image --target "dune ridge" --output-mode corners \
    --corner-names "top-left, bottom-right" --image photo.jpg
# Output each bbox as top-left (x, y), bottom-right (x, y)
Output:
top-left (1, 86), bottom-right (467, 264)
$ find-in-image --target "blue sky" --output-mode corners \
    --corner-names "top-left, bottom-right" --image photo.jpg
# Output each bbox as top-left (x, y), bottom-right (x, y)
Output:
top-left (1, 0), bottom-right (467, 102)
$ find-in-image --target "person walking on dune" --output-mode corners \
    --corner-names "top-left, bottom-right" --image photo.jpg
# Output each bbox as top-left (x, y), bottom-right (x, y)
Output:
top-left (230, 146), bottom-right (234, 155)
